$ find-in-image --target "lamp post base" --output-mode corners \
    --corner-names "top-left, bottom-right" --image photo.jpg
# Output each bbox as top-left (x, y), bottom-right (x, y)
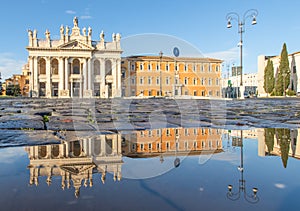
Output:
top-left (239, 85), bottom-right (245, 99)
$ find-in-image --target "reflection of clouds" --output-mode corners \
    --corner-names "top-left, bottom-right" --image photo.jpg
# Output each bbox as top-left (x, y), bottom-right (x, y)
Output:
top-left (67, 200), bottom-right (77, 205)
top-left (122, 156), bottom-right (180, 179)
top-left (209, 152), bottom-right (240, 165)
top-left (275, 183), bottom-right (286, 189)
top-left (0, 147), bottom-right (26, 164)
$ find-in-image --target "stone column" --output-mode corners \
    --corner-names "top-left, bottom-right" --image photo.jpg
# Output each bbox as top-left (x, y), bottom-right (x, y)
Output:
top-left (88, 58), bottom-right (92, 90)
top-left (80, 78), bottom-right (83, 98)
top-left (46, 57), bottom-right (51, 97)
top-left (64, 57), bottom-right (69, 97)
top-left (88, 138), bottom-right (92, 156)
top-left (101, 135), bottom-right (106, 156)
top-left (59, 57), bottom-right (64, 95)
top-left (33, 57), bottom-right (39, 97)
top-left (112, 135), bottom-right (117, 155)
top-left (118, 134), bottom-right (121, 155)
top-left (100, 58), bottom-right (106, 98)
top-left (70, 79), bottom-right (73, 97)
top-left (83, 58), bottom-right (87, 91)
top-left (90, 59), bottom-right (94, 92)
top-left (59, 144), bottom-right (64, 158)
top-left (112, 59), bottom-right (117, 97)
top-left (65, 142), bottom-right (69, 157)
top-left (47, 145), bottom-right (51, 158)
top-left (117, 59), bottom-right (121, 97)
top-left (29, 56), bottom-right (34, 97)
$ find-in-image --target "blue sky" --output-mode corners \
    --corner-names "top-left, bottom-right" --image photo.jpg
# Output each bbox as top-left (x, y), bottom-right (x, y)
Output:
top-left (1, 0), bottom-right (300, 80)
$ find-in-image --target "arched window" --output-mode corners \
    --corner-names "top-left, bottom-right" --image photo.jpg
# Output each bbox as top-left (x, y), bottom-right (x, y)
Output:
top-left (93, 138), bottom-right (101, 155)
top-left (72, 141), bottom-right (81, 157)
top-left (105, 60), bottom-right (112, 75)
top-left (51, 59), bottom-right (59, 75)
top-left (52, 145), bottom-right (59, 158)
top-left (72, 59), bottom-right (80, 74)
top-left (39, 146), bottom-right (47, 158)
top-left (94, 60), bottom-right (100, 75)
top-left (38, 58), bottom-right (46, 75)
top-left (105, 138), bottom-right (112, 155)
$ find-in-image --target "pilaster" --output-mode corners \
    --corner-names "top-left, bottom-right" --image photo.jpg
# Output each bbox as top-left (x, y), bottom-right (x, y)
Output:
top-left (100, 58), bottom-right (106, 98)
top-left (45, 57), bottom-right (51, 97)
top-left (63, 57), bottom-right (70, 97)
top-left (58, 57), bottom-right (64, 92)
top-left (33, 57), bottom-right (39, 97)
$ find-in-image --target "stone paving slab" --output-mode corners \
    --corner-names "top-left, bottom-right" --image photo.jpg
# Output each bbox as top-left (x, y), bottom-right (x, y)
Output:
top-left (0, 98), bottom-right (300, 133)
top-left (0, 130), bottom-right (60, 148)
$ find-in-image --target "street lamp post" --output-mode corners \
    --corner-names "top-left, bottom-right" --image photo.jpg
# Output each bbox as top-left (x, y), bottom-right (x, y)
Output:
top-left (159, 51), bottom-right (163, 97)
top-left (226, 9), bottom-right (258, 99)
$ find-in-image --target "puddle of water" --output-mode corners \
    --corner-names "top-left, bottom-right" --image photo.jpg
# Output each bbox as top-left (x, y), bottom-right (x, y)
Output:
top-left (0, 127), bottom-right (300, 211)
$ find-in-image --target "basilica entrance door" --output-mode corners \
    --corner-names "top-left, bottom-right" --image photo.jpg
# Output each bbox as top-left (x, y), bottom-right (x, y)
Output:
top-left (72, 82), bottom-right (80, 97)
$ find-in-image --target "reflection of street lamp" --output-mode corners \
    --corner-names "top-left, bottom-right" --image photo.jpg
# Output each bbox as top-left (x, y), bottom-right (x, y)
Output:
top-left (227, 131), bottom-right (259, 204)
top-left (226, 9), bottom-right (258, 99)
top-left (174, 131), bottom-right (180, 168)
top-left (159, 128), bottom-right (164, 163)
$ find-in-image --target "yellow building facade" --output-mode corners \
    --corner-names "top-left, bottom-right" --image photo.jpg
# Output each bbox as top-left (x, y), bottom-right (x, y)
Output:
top-left (121, 56), bottom-right (222, 97)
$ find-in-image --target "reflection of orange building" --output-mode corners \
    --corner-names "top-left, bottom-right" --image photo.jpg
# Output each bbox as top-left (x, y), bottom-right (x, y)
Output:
top-left (121, 56), bottom-right (222, 97)
top-left (122, 127), bottom-right (223, 157)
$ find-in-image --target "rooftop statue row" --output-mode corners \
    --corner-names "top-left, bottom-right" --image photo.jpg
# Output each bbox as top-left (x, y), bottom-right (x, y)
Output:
top-left (27, 16), bottom-right (121, 50)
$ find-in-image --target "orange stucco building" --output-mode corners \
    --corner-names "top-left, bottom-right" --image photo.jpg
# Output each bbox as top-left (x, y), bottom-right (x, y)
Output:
top-left (121, 55), bottom-right (222, 97)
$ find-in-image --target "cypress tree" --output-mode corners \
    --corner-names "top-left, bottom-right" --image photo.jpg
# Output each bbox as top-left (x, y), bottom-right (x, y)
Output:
top-left (276, 43), bottom-right (290, 96)
top-left (264, 59), bottom-right (275, 95)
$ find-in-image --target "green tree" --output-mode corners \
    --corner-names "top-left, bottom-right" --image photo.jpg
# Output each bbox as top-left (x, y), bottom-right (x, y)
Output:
top-left (264, 59), bottom-right (275, 95)
top-left (6, 85), bottom-right (21, 96)
top-left (275, 43), bottom-right (290, 96)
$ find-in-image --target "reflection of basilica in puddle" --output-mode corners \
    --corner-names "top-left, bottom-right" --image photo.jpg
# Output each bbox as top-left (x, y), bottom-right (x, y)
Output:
top-left (25, 127), bottom-right (300, 198)
top-left (25, 127), bottom-right (223, 197)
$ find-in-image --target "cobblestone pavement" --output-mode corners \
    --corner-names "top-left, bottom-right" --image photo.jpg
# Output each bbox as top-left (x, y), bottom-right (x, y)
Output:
top-left (0, 97), bottom-right (299, 147)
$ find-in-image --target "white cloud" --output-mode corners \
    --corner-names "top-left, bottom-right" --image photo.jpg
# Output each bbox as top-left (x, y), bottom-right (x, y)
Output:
top-left (0, 53), bottom-right (26, 80)
top-left (205, 47), bottom-right (239, 63)
top-left (80, 15), bottom-right (92, 20)
top-left (66, 10), bottom-right (76, 15)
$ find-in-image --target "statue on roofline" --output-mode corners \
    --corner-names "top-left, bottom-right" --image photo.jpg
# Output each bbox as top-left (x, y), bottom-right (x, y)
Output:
top-left (100, 30), bottom-right (105, 41)
top-left (28, 29), bottom-right (33, 37)
top-left (88, 27), bottom-right (92, 36)
top-left (73, 16), bottom-right (78, 27)
top-left (60, 25), bottom-right (64, 35)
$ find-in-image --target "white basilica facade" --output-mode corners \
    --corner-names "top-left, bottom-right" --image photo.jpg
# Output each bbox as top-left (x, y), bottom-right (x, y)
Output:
top-left (26, 17), bottom-right (122, 98)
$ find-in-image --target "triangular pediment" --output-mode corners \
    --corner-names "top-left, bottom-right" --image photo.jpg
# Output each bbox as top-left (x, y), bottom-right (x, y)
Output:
top-left (58, 40), bottom-right (94, 50)
top-left (60, 163), bottom-right (96, 175)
